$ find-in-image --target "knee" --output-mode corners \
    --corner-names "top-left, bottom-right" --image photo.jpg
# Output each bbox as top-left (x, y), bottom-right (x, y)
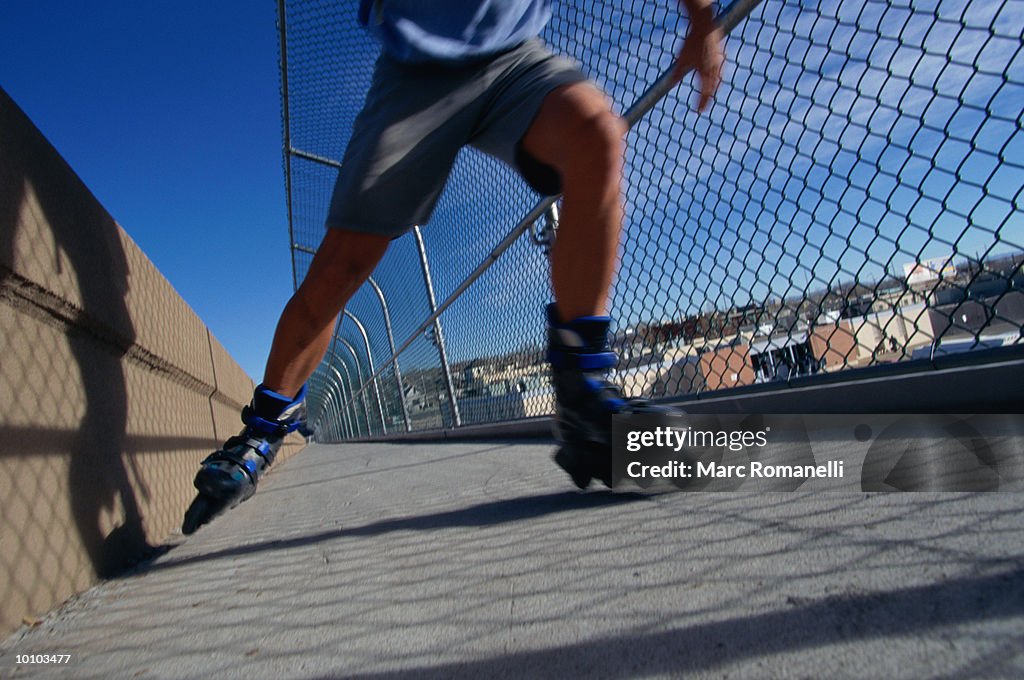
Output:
top-left (297, 257), bottom-right (371, 314)
top-left (563, 109), bottom-right (627, 177)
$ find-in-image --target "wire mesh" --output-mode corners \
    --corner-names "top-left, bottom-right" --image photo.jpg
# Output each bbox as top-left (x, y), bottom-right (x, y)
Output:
top-left (279, 0), bottom-right (1024, 440)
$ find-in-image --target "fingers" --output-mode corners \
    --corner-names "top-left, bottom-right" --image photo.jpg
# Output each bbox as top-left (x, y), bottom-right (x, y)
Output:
top-left (697, 40), bottom-right (724, 111)
top-left (675, 25), bottom-right (725, 113)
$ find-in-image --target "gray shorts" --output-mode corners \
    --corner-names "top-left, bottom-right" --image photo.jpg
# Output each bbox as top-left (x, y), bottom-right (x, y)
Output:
top-left (325, 38), bottom-right (588, 237)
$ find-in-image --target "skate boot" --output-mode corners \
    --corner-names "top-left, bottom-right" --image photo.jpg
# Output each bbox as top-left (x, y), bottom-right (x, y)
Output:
top-left (182, 384), bottom-right (306, 534)
top-left (547, 304), bottom-right (664, 489)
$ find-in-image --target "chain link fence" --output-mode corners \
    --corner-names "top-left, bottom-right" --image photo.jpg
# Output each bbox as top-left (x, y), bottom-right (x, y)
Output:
top-left (278, 0), bottom-right (1023, 441)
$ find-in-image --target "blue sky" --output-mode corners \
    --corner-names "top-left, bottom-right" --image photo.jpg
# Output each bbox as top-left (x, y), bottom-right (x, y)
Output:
top-left (1, 1), bottom-right (291, 380)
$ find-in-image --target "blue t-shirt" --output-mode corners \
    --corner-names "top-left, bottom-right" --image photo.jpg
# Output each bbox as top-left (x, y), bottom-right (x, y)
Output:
top-left (359, 0), bottom-right (551, 63)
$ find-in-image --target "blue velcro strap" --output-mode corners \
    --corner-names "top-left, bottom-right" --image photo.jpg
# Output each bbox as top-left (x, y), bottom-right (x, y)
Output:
top-left (547, 349), bottom-right (617, 370)
top-left (254, 383), bottom-right (307, 411)
top-left (255, 384), bottom-right (296, 403)
top-left (581, 377), bottom-right (627, 411)
top-left (245, 383), bottom-right (307, 434)
top-left (244, 412), bottom-right (301, 435)
top-left (576, 352), bottom-right (617, 370)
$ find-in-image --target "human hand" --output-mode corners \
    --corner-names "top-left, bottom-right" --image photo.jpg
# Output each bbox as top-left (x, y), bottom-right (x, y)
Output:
top-left (672, 2), bottom-right (725, 112)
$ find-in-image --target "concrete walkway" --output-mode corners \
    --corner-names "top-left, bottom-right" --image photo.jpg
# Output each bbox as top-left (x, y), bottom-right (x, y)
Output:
top-left (2, 439), bottom-right (1023, 679)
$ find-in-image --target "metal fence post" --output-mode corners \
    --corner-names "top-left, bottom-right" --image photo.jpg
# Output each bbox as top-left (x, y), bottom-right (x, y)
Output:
top-left (327, 380), bottom-right (349, 440)
top-left (340, 338), bottom-right (375, 435)
top-left (319, 373), bottom-right (339, 440)
top-left (331, 375), bottom-right (354, 440)
top-left (329, 363), bottom-right (361, 438)
top-left (367, 276), bottom-right (412, 432)
top-left (320, 381), bottom-right (336, 440)
top-left (343, 309), bottom-right (388, 434)
top-left (325, 313), bottom-right (370, 438)
top-left (531, 202), bottom-right (559, 256)
top-left (308, 373), bottom-right (322, 439)
top-left (413, 226), bottom-right (461, 428)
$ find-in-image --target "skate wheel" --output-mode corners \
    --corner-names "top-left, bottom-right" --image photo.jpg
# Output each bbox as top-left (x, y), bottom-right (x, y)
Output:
top-left (182, 495), bottom-right (211, 534)
top-left (588, 451), bottom-right (613, 489)
top-left (182, 485), bottom-right (255, 534)
top-left (182, 494), bottom-right (233, 534)
top-left (554, 447), bottom-right (592, 490)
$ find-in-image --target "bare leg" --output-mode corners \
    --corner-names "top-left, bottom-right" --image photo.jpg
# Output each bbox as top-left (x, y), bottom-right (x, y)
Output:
top-left (262, 228), bottom-right (391, 397)
top-left (520, 81), bottom-right (627, 322)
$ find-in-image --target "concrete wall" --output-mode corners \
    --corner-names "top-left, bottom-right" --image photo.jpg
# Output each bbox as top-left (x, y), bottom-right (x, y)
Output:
top-left (0, 88), bottom-right (303, 636)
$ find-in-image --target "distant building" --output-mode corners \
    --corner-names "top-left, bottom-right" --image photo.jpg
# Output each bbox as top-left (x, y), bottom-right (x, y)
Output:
top-left (904, 256), bottom-right (957, 287)
top-left (700, 343), bottom-right (755, 390)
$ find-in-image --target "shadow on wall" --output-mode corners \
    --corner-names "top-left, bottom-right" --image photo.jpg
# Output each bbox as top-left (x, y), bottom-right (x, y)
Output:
top-left (0, 88), bottom-right (155, 579)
